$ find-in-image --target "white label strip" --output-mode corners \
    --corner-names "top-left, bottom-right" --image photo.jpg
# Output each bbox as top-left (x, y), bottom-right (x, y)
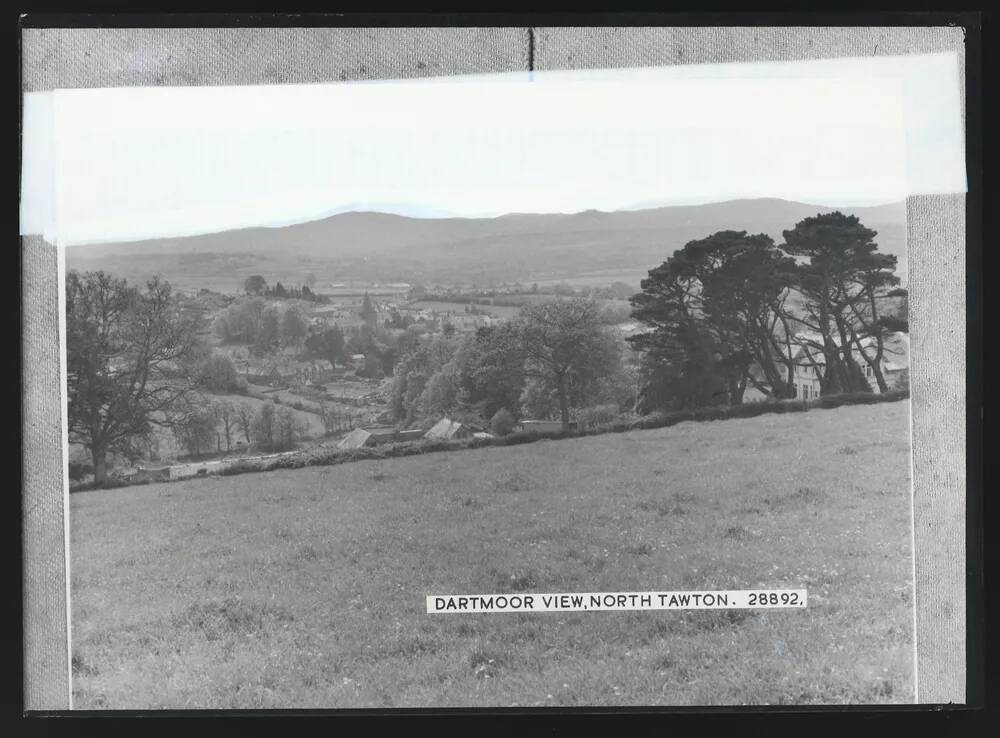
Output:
top-left (426, 589), bottom-right (807, 614)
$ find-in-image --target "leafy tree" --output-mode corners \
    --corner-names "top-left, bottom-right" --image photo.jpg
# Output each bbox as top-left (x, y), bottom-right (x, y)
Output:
top-left (629, 231), bottom-right (799, 408)
top-left (395, 326), bottom-right (424, 359)
top-left (515, 298), bottom-right (619, 428)
top-left (518, 376), bottom-right (561, 420)
top-left (170, 395), bottom-right (219, 457)
top-left (782, 212), bottom-right (896, 393)
top-left (391, 335), bottom-right (461, 425)
top-left (273, 406), bottom-right (305, 450)
top-left (418, 356), bottom-right (464, 419)
top-left (457, 323), bottom-right (526, 421)
top-left (281, 305), bottom-right (309, 348)
top-left (305, 325), bottom-right (346, 366)
top-left (255, 305), bottom-right (281, 354)
top-left (198, 352), bottom-right (244, 393)
top-left (235, 402), bottom-right (255, 444)
top-left (316, 401), bottom-right (351, 436)
top-left (360, 292), bottom-right (377, 326)
top-left (66, 271), bottom-right (199, 483)
top-left (213, 400), bottom-right (238, 451)
top-left (356, 353), bottom-right (385, 380)
top-left (250, 402), bottom-right (277, 450)
top-left (250, 401), bottom-right (301, 451)
top-left (588, 335), bottom-right (642, 412)
top-left (489, 407), bottom-right (515, 436)
top-left (214, 298), bottom-right (265, 344)
top-left (244, 275), bottom-right (268, 295)
top-left (634, 339), bottom-right (727, 413)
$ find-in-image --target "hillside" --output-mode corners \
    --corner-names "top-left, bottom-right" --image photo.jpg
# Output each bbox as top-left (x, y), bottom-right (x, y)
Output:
top-left (70, 400), bottom-right (914, 708)
top-left (65, 198), bottom-right (908, 291)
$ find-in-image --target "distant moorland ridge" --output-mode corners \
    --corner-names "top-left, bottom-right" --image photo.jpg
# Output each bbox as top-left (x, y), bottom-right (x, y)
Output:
top-left (66, 198), bottom-right (908, 290)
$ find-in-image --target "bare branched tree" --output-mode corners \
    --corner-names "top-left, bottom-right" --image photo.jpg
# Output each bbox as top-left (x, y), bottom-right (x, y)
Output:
top-left (66, 271), bottom-right (200, 482)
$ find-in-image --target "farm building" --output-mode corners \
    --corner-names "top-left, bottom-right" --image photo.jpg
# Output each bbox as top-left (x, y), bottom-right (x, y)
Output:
top-left (394, 429), bottom-right (427, 443)
top-left (337, 428), bottom-right (377, 450)
top-left (424, 418), bottom-right (478, 441)
top-left (365, 427), bottom-right (401, 445)
top-left (336, 426), bottom-right (403, 450)
top-left (246, 366), bottom-right (288, 388)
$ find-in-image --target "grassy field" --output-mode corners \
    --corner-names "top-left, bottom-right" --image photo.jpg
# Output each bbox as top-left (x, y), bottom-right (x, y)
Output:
top-left (70, 401), bottom-right (914, 709)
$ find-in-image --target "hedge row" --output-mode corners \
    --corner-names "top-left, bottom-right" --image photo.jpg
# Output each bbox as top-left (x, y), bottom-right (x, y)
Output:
top-left (214, 388), bottom-right (910, 479)
top-left (73, 388), bottom-right (908, 490)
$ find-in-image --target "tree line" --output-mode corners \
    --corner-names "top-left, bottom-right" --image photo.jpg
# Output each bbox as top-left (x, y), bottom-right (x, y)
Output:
top-left (629, 212), bottom-right (904, 411)
top-left (212, 298), bottom-right (311, 354)
top-left (391, 298), bottom-right (636, 431)
top-left (242, 274), bottom-right (328, 302)
top-left (168, 396), bottom-right (305, 458)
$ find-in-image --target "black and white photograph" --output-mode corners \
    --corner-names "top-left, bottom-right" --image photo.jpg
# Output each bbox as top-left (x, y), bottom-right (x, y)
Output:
top-left (19, 20), bottom-right (975, 713)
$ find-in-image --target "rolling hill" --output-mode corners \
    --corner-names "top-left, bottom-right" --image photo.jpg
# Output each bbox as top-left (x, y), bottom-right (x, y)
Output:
top-left (65, 198), bottom-right (908, 292)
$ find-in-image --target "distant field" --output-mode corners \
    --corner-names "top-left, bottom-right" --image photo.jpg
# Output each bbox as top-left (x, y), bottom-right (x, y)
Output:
top-left (530, 268), bottom-right (647, 289)
top-left (70, 401), bottom-right (914, 708)
top-left (411, 296), bottom-right (631, 320)
top-left (410, 300), bottom-right (523, 319)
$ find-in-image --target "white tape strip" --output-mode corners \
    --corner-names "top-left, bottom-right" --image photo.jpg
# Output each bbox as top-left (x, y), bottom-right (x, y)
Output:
top-left (20, 53), bottom-right (964, 247)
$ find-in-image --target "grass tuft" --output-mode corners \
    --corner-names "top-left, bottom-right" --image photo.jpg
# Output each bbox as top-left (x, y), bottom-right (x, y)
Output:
top-left (722, 525), bottom-right (753, 541)
top-left (171, 597), bottom-right (293, 642)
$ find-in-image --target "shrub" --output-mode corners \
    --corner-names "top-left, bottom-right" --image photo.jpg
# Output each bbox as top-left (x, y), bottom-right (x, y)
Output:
top-left (575, 404), bottom-right (621, 431)
top-left (68, 460), bottom-right (93, 482)
top-left (70, 476), bottom-right (151, 493)
top-left (199, 353), bottom-right (245, 393)
top-left (218, 460), bottom-right (264, 476)
top-left (489, 408), bottom-right (516, 437)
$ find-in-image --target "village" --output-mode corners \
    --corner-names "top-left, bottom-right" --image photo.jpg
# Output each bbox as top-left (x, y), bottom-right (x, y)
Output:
top-left (105, 279), bottom-right (595, 484)
top-left (95, 267), bottom-right (910, 486)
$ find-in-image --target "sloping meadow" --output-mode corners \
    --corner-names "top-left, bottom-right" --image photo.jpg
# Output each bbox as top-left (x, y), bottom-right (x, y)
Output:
top-left (70, 400), bottom-right (914, 708)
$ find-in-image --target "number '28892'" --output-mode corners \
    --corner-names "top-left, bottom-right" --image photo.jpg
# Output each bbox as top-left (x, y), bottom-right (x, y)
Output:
top-left (747, 592), bottom-right (800, 606)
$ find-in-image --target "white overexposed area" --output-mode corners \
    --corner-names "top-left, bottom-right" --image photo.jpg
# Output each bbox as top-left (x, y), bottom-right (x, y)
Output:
top-left (21, 53), bottom-right (964, 247)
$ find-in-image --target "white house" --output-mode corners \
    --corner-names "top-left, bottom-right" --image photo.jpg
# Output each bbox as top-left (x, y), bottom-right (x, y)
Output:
top-left (747, 331), bottom-right (909, 402)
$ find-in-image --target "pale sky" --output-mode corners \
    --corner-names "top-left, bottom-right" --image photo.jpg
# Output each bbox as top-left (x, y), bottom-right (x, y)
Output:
top-left (20, 53), bottom-right (965, 247)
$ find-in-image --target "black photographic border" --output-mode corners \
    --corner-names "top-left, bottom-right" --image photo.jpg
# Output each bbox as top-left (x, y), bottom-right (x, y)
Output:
top-left (12, 8), bottom-right (987, 732)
